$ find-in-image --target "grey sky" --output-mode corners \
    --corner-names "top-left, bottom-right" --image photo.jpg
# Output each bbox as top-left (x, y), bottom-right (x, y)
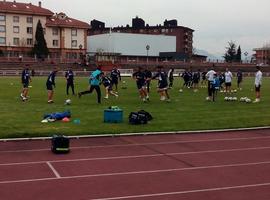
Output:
top-left (17, 0), bottom-right (270, 57)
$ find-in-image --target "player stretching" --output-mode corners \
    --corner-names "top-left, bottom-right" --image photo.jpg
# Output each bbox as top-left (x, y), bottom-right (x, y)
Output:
top-left (20, 65), bottom-right (31, 101)
top-left (153, 66), bottom-right (170, 102)
top-left (133, 67), bottom-right (148, 102)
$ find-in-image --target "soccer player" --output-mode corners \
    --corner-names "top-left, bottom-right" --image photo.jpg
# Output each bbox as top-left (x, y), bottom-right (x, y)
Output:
top-left (224, 68), bottom-right (233, 94)
top-left (133, 67), bottom-right (148, 102)
top-left (46, 69), bottom-right (57, 104)
top-left (110, 66), bottom-right (121, 92)
top-left (237, 69), bottom-right (243, 90)
top-left (144, 68), bottom-right (152, 93)
top-left (78, 66), bottom-right (102, 104)
top-left (168, 68), bottom-right (174, 88)
top-left (201, 69), bottom-right (207, 88)
top-left (206, 68), bottom-right (216, 101)
top-left (65, 69), bottom-right (75, 95)
top-left (254, 66), bottom-right (262, 103)
top-left (20, 65), bottom-right (31, 101)
top-left (101, 72), bottom-right (118, 99)
top-left (192, 70), bottom-right (200, 92)
top-left (152, 66), bottom-right (170, 101)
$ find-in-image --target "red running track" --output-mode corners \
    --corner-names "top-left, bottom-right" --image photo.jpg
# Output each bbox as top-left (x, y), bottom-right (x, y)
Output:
top-left (0, 129), bottom-right (270, 199)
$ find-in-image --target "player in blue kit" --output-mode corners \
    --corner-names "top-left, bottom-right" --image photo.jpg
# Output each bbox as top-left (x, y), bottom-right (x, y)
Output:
top-left (152, 66), bottom-right (170, 102)
top-left (20, 65), bottom-right (31, 101)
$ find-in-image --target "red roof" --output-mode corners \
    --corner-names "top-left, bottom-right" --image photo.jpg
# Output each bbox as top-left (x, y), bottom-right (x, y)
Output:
top-left (46, 13), bottom-right (90, 29)
top-left (0, 1), bottom-right (53, 16)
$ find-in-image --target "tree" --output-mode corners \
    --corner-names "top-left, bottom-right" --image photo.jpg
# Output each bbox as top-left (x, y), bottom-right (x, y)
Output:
top-left (235, 45), bottom-right (242, 63)
top-left (224, 41), bottom-right (237, 63)
top-left (32, 20), bottom-right (49, 58)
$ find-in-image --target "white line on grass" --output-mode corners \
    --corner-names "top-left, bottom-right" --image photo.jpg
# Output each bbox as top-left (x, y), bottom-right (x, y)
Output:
top-left (1, 160), bottom-right (270, 184)
top-left (46, 162), bottom-right (61, 178)
top-left (1, 135), bottom-right (270, 154)
top-left (1, 146), bottom-right (270, 166)
top-left (90, 182), bottom-right (270, 200)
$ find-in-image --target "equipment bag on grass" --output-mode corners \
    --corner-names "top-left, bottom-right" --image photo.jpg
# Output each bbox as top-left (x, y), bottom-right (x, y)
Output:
top-left (128, 112), bottom-right (148, 125)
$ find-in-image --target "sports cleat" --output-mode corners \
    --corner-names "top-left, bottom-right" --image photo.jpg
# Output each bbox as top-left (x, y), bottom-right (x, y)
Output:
top-left (78, 93), bottom-right (82, 98)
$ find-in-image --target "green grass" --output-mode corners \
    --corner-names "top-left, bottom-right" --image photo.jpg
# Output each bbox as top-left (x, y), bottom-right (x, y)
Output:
top-left (0, 76), bottom-right (270, 139)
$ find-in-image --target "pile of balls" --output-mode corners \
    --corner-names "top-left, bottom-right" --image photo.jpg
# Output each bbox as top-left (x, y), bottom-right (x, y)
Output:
top-left (239, 97), bottom-right (252, 103)
top-left (224, 97), bottom-right (238, 101)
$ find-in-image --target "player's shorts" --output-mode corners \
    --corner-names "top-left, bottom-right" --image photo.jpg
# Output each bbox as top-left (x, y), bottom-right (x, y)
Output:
top-left (137, 82), bottom-right (145, 90)
top-left (225, 82), bottom-right (231, 87)
top-left (104, 83), bottom-right (112, 91)
top-left (46, 83), bottom-right (53, 90)
top-left (111, 78), bottom-right (118, 85)
top-left (158, 82), bottom-right (168, 90)
top-left (237, 79), bottom-right (242, 84)
top-left (22, 82), bottom-right (29, 88)
top-left (255, 85), bottom-right (261, 92)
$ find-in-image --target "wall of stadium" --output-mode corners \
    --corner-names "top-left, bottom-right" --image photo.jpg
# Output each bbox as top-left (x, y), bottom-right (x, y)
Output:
top-left (87, 33), bottom-right (176, 57)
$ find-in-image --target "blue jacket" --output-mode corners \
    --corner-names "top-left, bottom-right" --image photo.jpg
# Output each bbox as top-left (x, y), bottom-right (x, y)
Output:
top-left (89, 69), bottom-right (101, 86)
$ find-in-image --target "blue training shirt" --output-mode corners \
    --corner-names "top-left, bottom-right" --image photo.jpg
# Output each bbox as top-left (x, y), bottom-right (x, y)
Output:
top-left (89, 69), bottom-right (101, 86)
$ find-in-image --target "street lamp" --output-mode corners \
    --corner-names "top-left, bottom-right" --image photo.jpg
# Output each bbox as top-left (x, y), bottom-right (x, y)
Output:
top-left (146, 44), bottom-right (150, 63)
top-left (244, 52), bottom-right (248, 63)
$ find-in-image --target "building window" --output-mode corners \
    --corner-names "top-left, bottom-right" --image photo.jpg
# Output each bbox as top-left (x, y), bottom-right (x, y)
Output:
top-left (13, 16), bottom-right (19, 23)
top-left (0, 25), bottom-right (5, 32)
top-left (0, 15), bottom-right (5, 21)
top-left (13, 38), bottom-right (19, 45)
top-left (71, 29), bottom-right (77, 36)
top-left (71, 40), bottom-right (77, 47)
top-left (27, 27), bottom-right (33, 34)
top-left (27, 17), bottom-right (33, 23)
top-left (13, 26), bottom-right (19, 33)
top-left (27, 38), bottom-right (33, 45)
top-left (52, 28), bottom-right (58, 35)
top-left (53, 40), bottom-right (58, 47)
top-left (0, 37), bottom-right (5, 44)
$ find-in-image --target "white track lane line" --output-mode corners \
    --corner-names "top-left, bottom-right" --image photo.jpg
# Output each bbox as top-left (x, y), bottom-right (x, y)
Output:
top-left (1, 135), bottom-right (270, 154)
top-left (90, 182), bottom-right (270, 200)
top-left (1, 146), bottom-right (270, 166)
top-left (46, 162), bottom-right (61, 178)
top-left (1, 160), bottom-right (270, 184)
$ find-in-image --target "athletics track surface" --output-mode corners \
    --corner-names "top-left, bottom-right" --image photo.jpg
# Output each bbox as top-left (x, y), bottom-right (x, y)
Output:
top-left (0, 129), bottom-right (270, 200)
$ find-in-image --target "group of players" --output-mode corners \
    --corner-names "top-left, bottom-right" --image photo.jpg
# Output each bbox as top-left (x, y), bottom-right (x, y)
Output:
top-left (20, 64), bottom-right (262, 104)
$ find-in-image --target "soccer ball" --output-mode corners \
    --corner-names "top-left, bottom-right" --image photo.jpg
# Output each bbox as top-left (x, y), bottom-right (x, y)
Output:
top-left (233, 97), bottom-right (237, 101)
top-left (224, 97), bottom-right (229, 101)
top-left (179, 89), bottom-right (183, 93)
top-left (65, 99), bottom-right (71, 105)
top-left (245, 98), bottom-right (251, 103)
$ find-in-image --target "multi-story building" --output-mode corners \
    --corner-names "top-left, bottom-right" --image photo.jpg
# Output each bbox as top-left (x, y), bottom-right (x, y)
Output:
top-left (0, 1), bottom-right (90, 59)
top-left (253, 45), bottom-right (270, 65)
top-left (88, 17), bottom-right (194, 60)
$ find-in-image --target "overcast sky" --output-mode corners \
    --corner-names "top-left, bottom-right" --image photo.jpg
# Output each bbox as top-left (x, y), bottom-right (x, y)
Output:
top-left (17, 0), bottom-right (270, 57)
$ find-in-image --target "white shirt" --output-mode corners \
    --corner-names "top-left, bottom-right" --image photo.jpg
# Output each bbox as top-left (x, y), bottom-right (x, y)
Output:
top-left (225, 71), bottom-right (233, 83)
top-left (206, 70), bottom-right (216, 81)
top-left (255, 70), bottom-right (262, 86)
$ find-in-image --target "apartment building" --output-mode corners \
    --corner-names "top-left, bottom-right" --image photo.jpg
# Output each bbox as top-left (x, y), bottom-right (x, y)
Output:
top-left (0, 1), bottom-right (90, 59)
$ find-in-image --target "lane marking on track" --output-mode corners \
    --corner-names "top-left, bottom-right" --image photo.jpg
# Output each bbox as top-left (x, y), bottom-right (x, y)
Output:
top-left (1, 146), bottom-right (270, 166)
top-left (1, 135), bottom-right (270, 154)
top-left (46, 162), bottom-right (61, 178)
top-left (1, 160), bottom-right (270, 184)
top-left (90, 182), bottom-right (270, 200)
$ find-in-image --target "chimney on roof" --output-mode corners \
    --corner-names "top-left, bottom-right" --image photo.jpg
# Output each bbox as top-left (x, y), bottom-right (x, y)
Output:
top-left (38, 1), bottom-right (41, 7)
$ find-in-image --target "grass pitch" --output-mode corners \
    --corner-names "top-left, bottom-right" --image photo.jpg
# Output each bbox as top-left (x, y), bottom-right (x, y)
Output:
top-left (0, 76), bottom-right (270, 139)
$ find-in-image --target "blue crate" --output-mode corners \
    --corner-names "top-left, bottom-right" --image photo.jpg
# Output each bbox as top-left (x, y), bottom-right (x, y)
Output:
top-left (104, 109), bottom-right (123, 123)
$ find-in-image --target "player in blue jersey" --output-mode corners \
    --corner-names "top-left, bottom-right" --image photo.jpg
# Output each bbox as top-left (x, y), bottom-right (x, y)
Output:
top-left (20, 65), bottom-right (31, 101)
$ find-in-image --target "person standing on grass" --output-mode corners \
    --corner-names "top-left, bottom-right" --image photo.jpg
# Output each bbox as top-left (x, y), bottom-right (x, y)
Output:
top-left (46, 69), bottom-right (57, 104)
top-left (65, 69), bottom-right (75, 95)
top-left (168, 68), bottom-right (174, 88)
top-left (192, 69), bottom-right (200, 92)
top-left (78, 66), bottom-right (102, 104)
top-left (110, 66), bottom-right (121, 92)
top-left (152, 66), bottom-right (170, 102)
top-left (237, 69), bottom-right (243, 90)
top-left (224, 68), bottom-right (233, 94)
top-left (205, 68), bottom-right (216, 101)
top-left (144, 68), bottom-right (152, 94)
top-left (254, 66), bottom-right (262, 103)
top-left (133, 67), bottom-right (148, 102)
top-left (20, 65), bottom-right (31, 101)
